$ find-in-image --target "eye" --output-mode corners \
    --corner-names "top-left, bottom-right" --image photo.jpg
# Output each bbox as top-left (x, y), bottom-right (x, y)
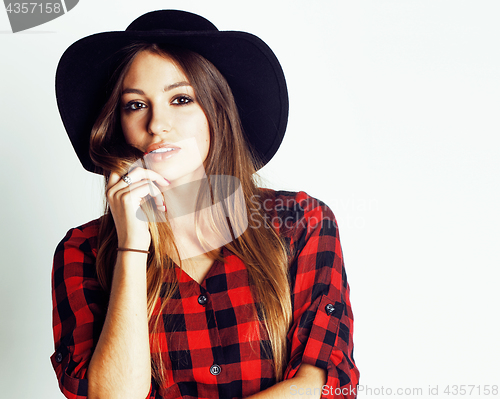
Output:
top-left (123, 101), bottom-right (146, 112)
top-left (171, 95), bottom-right (193, 106)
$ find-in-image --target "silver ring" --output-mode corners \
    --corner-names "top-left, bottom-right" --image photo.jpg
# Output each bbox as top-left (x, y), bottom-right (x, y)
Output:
top-left (122, 174), bottom-right (132, 185)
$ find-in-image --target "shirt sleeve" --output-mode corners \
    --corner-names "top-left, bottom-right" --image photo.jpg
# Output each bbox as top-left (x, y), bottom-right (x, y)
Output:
top-left (51, 224), bottom-right (105, 398)
top-left (282, 192), bottom-right (360, 398)
top-left (51, 223), bottom-right (160, 399)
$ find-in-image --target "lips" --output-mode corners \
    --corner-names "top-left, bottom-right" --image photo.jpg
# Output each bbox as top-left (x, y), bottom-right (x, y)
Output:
top-left (144, 143), bottom-right (181, 163)
top-left (145, 142), bottom-right (181, 155)
top-left (149, 147), bottom-right (177, 154)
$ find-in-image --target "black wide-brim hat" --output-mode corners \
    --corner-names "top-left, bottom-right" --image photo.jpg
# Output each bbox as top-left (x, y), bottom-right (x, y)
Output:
top-left (56, 9), bottom-right (288, 174)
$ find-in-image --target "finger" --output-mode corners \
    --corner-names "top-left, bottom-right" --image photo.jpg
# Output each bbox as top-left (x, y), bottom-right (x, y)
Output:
top-left (147, 180), bottom-right (167, 211)
top-left (143, 179), bottom-right (166, 210)
top-left (126, 167), bottom-right (170, 188)
top-left (106, 171), bottom-right (137, 199)
top-left (107, 172), bottom-right (122, 188)
top-left (110, 168), bottom-right (168, 210)
top-left (123, 180), bottom-right (165, 210)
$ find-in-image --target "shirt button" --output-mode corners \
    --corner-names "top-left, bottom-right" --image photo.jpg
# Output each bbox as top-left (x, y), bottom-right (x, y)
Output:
top-left (210, 364), bottom-right (221, 376)
top-left (325, 303), bottom-right (335, 315)
top-left (55, 352), bottom-right (63, 363)
top-left (198, 295), bottom-right (207, 306)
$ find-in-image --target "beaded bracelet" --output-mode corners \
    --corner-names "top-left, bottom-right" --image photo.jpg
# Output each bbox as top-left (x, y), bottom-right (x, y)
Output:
top-left (117, 247), bottom-right (150, 254)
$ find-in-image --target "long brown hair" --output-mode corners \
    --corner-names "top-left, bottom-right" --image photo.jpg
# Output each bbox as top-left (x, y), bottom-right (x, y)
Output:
top-left (89, 43), bottom-right (292, 385)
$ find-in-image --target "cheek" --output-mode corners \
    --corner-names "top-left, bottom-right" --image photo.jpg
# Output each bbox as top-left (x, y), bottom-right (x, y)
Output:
top-left (199, 120), bottom-right (211, 156)
top-left (186, 113), bottom-right (210, 148)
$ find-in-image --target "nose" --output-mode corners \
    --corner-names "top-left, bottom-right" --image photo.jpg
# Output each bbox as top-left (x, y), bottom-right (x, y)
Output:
top-left (147, 105), bottom-right (172, 135)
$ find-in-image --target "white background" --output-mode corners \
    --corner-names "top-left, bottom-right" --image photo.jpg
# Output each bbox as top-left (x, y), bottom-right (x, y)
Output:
top-left (1, 1), bottom-right (499, 398)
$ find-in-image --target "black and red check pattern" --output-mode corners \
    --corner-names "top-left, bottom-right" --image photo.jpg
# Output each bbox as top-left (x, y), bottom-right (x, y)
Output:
top-left (51, 190), bottom-right (359, 398)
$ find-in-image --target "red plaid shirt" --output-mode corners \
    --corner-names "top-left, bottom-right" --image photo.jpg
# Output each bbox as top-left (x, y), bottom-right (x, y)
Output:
top-left (51, 190), bottom-right (359, 398)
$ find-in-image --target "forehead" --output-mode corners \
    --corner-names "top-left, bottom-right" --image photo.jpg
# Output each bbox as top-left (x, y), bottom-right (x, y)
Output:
top-left (122, 50), bottom-right (188, 86)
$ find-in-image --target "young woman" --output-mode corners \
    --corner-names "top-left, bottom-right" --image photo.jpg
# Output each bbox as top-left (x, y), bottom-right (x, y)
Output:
top-left (51, 10), bottom-right (359, 399)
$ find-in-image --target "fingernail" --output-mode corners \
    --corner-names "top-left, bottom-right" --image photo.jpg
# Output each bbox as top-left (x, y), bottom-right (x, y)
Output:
top-left (164, 178), bottom-right (171, 184)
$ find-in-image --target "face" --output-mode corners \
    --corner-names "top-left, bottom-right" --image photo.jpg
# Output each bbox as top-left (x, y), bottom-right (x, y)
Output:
top-left (120, 50), bottom-right (210, 185)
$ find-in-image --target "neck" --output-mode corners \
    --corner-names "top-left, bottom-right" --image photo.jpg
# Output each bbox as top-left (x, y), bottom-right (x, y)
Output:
top-left (163, 177), bottom-right (222, 261)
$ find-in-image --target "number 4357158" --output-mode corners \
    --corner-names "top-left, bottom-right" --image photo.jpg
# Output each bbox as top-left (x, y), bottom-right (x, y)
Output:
top-left (5, 3), bottom-right (62, 14)
top-left (444, 385), bottom-right (498, 395)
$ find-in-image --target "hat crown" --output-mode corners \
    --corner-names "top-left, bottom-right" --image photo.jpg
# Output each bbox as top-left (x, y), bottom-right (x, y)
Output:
top-left (126, 10), bottom-right (218, 33)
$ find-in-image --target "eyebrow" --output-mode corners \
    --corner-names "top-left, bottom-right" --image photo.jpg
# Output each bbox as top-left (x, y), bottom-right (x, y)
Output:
top-left (122, 81), bottom-right (191, 95)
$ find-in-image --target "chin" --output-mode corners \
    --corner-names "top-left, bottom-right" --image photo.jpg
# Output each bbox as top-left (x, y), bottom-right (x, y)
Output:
top-left (156, 165), bottom-right (207, 185)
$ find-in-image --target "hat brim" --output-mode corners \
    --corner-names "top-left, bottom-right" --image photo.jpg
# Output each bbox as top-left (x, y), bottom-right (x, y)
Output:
top-left (56, 29), bottom-right (288, 173)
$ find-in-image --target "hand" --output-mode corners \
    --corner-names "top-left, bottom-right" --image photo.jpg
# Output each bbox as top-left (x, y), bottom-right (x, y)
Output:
top-left (106, 167), bottom-right (170, 250)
